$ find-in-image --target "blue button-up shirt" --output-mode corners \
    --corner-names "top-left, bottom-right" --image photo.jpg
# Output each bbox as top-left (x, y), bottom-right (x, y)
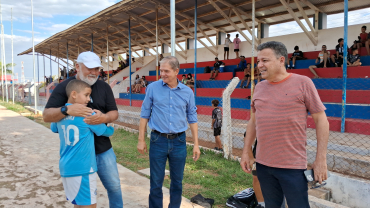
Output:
top-left (140, 80), bottom-right (198, 134)
top-left (239, 60), bottom-right (247, 69)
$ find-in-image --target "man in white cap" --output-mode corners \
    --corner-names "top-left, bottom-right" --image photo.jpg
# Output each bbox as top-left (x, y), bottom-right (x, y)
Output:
top-left (43, 51), bottom-right (123, 208)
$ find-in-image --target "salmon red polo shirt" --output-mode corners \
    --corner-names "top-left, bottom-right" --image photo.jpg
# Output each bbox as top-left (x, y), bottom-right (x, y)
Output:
top-left (251, 73), bottom-right (326, 169)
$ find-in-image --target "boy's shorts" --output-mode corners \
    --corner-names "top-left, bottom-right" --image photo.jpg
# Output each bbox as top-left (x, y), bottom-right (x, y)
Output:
top-left (214, 127), bottom-right (221, 136)
top-left (62, 172), bottom-right (97, 206)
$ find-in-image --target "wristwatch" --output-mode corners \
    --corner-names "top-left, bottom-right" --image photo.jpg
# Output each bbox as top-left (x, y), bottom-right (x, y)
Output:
top-left (61, 105), bottom-right (69, 116)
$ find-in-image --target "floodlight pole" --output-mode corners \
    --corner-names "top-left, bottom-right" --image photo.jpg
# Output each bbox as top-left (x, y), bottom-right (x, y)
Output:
top-left (37, 53), bottom-right (39, 83)
top-left (31, 0), bottom-right (37, 112)
top-left (11, 7), bottom-right (14, 103)
top-left (50, 49), bottom-right (52, 80)
top-left (0, 0), bottom-right (3, 101)
top-left (170, 0), bottom-right (175, 56)
top-left (251, 0), bottom-right (255, 101)
top-left (156, 8), bottom-right (159, 81)
top-left (43, 55), bottom-right (46, 86)
top-left (106, 26), bottom-right (110, 84)
top-left (194, 0), bottom-right (197, 103)
top-left (341, 0), bottom-right (348, 133)
top-left (66, 41), bottom-right (69, 79)
top-left (129, 18), bottom-right (132, 106)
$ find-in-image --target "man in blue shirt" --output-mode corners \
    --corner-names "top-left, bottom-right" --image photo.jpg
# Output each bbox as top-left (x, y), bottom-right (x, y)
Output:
top-left (51, 79), bottom-right (114, 207)
top-left (137, 56), bottom-right (201, 208)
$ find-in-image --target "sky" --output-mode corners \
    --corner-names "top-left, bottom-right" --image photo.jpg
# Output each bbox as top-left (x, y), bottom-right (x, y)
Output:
top-left (1, 1), bottom-right (369, 83)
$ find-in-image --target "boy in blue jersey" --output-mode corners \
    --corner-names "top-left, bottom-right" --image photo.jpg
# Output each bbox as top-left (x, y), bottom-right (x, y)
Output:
top-left (51, 80), bottom-right (114, 208)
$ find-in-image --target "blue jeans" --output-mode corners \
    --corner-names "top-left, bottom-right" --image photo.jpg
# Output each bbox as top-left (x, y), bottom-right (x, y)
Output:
top-left (96, 148), bottom-right (123, 208)
top-left (256, 163), bottom-right (309, 208)
top-left (149, 131), bottom-right (187, 208)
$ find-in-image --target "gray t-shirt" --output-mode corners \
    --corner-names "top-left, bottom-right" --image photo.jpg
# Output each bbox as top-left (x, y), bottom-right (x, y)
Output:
top-left (212, 108), bottom-right (222, 128)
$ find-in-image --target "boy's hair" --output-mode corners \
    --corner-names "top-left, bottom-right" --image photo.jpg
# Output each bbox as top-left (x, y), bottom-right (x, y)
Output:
top-left (182, 74), bottom-right (186, 77)
top-left (338, 38), bottom-right (344, 43)
top-left (362, 25), bottom-right (367, 30)
top-left (66, 80), bottom-right (91, 98)
top-left (212, 99), bottom-right (219, 107)
top-left (294, 46), bottom-right (299, 50)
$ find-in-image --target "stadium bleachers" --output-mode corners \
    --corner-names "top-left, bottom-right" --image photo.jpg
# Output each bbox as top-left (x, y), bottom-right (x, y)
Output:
top-left (117, 48), bottom-right (370, 135)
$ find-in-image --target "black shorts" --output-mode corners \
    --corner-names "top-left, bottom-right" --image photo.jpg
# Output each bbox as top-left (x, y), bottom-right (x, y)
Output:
top-left (315, 61), bottom-right (329, 68)
top-left (224, 47), bottom-right (229, 52)
top-left (234, 49), bottom-right (239, 52)
top-left (214, 127), bottom-right (221, 136)
top-left (244, 74), bottom-right (250, 78)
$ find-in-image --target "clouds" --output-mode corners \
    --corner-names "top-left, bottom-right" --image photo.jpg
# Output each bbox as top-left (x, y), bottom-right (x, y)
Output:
top-left (1, 0), bottom-right (118, 22)
top-left (38, 23), bottom-right (73, 34)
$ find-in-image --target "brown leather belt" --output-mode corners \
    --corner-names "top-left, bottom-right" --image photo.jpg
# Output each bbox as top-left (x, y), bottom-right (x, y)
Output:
top-left (153, 130), bottom-right (185, 139)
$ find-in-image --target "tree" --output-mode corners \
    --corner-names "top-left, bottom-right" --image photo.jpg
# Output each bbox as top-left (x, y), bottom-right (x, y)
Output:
top-left (0, 62), bottom-right (16, 76)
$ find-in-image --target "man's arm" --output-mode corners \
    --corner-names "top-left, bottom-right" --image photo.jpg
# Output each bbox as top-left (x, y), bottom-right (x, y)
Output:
top-left (189, 123), bottom-right (200, 161)
top-left (240, 113), bottom-right (257, 173)
top-left (311, 111), bottom-right (329, 184)
top-left (43, 104), bottom-right (93, 123)
top-left (137, 118), bottom-right (149, 154)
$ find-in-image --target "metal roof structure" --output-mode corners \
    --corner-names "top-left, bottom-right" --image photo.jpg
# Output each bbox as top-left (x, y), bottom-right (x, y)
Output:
top-left (18, 0), bottom-right (370, 66)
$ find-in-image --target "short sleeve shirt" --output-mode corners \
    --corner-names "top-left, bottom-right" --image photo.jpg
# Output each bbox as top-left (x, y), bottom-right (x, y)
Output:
top-left (45, 76), bottom-right (118, 154)
top-left (212, 108), bottom-right (222, 128)
top-left (251, 73), bottom-right (326, 169)
top-left (348, 54), bottom-right (360, 64)
top-left (233, 38), bottom-right (241, 49)
top-left (292, 51), bottom-right (304, 57)
top-left (214, 61), bottom-right (224, 69)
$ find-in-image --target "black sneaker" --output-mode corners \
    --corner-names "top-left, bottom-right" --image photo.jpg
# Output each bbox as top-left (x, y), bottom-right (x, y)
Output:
top-left (219, 148), bottom-right (224, 152)
top-left (191, 194), bottom-right (212, 208)
top-left (256, 205), bottom-right (265, 208)
top-left (226, 196), bottom-right (247, 208)
top-left (214, 147), bottom-right (219, 150)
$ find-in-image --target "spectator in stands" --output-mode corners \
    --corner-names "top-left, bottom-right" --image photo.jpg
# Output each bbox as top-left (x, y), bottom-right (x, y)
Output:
top-left (233, 34), bottom-right (241, 58)
top-left (45, 76), bottom-right (49, 85)
top-left (254, 65), bottom-right (261, 84)
top-left (100, 69), bottom-right (107, 80)
top-left (158, 54), bottom-right (164, 66)
top-left (309, 45), bottom-right (330, 79)
top-left (211, 99), bottom-right (223, 151)
top-left (181, 74), bottom-right (187, 85)
top-left (137, 56), bottom-right (200, 208)
top-left (240, 63), bottom-right (251, 88)
top-left (133, 76), bottom-right (147, 93)
top-left (141, 76), bottom-right (148, 87)
top-left (351, 40), bottom-right (359, 51)
top-left (357, 26), bottom-right (368, 52)
top-left (119, 60), bottom-right (126, 69)
top-left (236, 56), bottom-right (247, 72)
top-left (186, 73), bottom-right (194, 88)
top-left (132, 58), bottom-right (135, 63)
top-left (125, 54), bottom-right (130, 67)
top-left (240, 41), bottom-right (329, 208)
top-left (210, 57), bottom-right (225, 80)
top-left (287, 46), bottom-right (304, 69)
top-left (132, 74), bottom-right (140, 93)
top-left (347, 48), bottom-right (362, 67)
top-left (331, 38), bottom-right (348, 67)
top-left (224, 34), bottom-right (232, 60)
top-left (366, 32), bottom-right (370, 56)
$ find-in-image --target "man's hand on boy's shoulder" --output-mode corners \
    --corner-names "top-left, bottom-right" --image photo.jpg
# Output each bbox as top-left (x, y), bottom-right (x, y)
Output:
top-left (84, 109), bottom-right (107, 125)
top-left (66, 104), bottom-right (93, 117)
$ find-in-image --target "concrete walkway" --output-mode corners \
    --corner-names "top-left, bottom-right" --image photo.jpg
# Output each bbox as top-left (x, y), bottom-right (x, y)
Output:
top-left (0, 107), bottom-right (202, 208)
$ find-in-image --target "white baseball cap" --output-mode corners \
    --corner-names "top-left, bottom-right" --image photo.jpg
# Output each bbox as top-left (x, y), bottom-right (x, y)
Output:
top-left (76, 51), bottom-right (103, 69)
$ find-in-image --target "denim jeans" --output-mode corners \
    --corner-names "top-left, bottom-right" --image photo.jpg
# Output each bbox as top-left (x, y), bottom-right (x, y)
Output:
top-left (96, 148), bottom-right (123, 208)
top-left (149, 131), bottom-right (187, 208)
top-left (256, 163), bottom-right (309, 208)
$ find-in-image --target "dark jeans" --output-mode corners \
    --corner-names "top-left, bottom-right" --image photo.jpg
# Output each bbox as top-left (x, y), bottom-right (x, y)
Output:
top-left (256, 163), bottom-right (309, 208)
top-left (149, 131), bottom-right (187, 208)
top-left (96, 148), bottom-right (123, 208)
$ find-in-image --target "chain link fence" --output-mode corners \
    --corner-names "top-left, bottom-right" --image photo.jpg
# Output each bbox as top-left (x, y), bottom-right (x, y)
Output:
top-left (114, 72), bottom-right (370, 179)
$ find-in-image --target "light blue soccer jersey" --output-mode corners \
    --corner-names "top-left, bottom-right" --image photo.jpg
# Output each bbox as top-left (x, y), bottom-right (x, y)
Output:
top-left (51, 104), bottom-right (114, 177)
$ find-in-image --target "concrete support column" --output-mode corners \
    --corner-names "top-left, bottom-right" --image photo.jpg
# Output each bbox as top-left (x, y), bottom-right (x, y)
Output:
top-left (162, 43), bottom-right (169, 53)
top-left (218, 32), bottom-right (226, 46)
top-left (260, 23), bottom-right (270, 39)
top-left (313, 12), bottom-right (327, 30)
top-left (144, 47), bottom-right (150, 56)
top-left (187, 39), bottom-right (195, 50)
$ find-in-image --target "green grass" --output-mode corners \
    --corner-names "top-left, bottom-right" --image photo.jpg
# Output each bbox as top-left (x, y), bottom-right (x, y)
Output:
top-left (1, 97), bottom-right (253, 207)
top-left (111, 129), bottom-right (253, 207)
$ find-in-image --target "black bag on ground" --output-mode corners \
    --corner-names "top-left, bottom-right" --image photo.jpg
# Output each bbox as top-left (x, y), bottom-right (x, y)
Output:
top-left (204, 66), bottom-right (211, 73)
top-left (191, 194), bottom-right (214, 208)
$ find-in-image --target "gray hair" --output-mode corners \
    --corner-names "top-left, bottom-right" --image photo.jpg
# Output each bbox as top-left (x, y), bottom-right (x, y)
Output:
top-left (257, 41), bottom-right (288, 61)
top-left (159, 56), bottom-right (179, 71)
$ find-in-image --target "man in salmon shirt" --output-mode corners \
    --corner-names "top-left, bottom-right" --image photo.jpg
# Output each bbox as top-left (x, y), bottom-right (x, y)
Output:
top-left (240, 41), bottom-right (329, 208)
